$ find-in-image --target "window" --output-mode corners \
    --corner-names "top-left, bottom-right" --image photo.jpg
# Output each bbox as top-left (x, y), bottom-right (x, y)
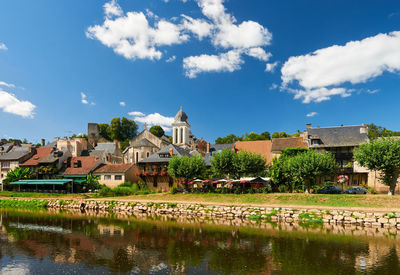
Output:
top-left (136, 152), bottom-right (139, 163)
top-left (1, 162), bottom-right (10, 169)
top-left (104, 175), bottom-right (111, 180)
top-left (146, 152), bottom-right (149, 158)
top-left (180, 128), bottom-right (183, 143)
top-left (115, 175), bottom-right (122, 180)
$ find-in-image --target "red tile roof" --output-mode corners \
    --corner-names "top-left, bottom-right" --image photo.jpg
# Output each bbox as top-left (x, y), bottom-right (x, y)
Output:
top-left (63, 156), bottom-right (102, 175)
top-left (235, 140), bottom-right (272, 164)
top-left (93, 163), bottom-right (135, 174)
top-left (271, 137), bottom-right (308, 152)
top-left (20, 148), bottom-right (53, 166)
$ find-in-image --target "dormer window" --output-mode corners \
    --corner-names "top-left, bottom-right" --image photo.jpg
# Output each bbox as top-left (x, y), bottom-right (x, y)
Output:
top-left (311, 139), bottom-right (321, 145)
top-left (159, 153), bottom-right (170, 158)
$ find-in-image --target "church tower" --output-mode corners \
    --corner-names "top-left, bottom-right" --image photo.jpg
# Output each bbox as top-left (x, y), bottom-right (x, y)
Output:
top-left (172, 107), bottom-right (191, 149)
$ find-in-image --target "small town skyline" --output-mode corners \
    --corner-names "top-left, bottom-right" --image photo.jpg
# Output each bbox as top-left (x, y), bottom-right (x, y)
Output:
top-left (1, 0), bottom-right (400, 144)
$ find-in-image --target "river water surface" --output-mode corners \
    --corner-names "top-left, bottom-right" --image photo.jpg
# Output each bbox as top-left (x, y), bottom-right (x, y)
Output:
top-left (0, 209), bottom-right (400, 274)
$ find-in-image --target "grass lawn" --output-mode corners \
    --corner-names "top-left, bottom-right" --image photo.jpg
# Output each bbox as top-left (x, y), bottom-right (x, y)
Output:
top-left (0, 191), bottom-right (84, 199)
top-left (99, 193), bottom-right (400, 210)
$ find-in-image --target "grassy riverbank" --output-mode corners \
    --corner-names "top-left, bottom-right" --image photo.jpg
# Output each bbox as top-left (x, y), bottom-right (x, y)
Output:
top-left (2, 192), bottom-right (400, 210)
top-left (96, 193), bottom-right (400, 210)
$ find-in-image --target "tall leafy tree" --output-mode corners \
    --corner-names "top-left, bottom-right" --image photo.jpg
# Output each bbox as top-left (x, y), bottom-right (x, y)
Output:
top-left (98, 123), bottom-right (111, 140)
top-left (149, 125), bottom-right (165, 138)
top-left (215, 134), bottom-right (241, 144)
top-left (168, 155), bottom-right (206, 182)
top-left (235, 151), bottom-right (267, 178)
top-left (272, 132), bottom-right (280, 139)
top-left (354, 138), bottom-right (400, 195)
top-left (120, 117), bottom-right (138, 140)
top-left (285, 151), bottom-right (337, 193)
top-left (260, 131), bottom-right (271, 140)
top-left (210, 148), bottom-right (238, 178)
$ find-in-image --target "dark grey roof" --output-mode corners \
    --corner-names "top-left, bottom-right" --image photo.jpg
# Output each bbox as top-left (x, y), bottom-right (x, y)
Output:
top-left (307, 125), bottom-right (369, 148)
top-left (94, 143), bottom-right (118, 154)
top-left (209, 144), bottom-right (234, 153)
top-left (161, 135), bottom-right (170, 143)
top-left (132, 138), bottom-right (157, 148)
top-left (139, 144), bottom-right (190, 164)
top-left (174, 109), bottom-right (188, 123)
top-left (0, 146), bottom-right (31, 160)
top-left (0, 143), bottom-right (13, 154)
top-left (39, 150), bottom-right (65, 164)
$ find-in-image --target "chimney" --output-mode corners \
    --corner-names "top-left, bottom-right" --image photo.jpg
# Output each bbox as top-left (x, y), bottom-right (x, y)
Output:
top-left (107, 154), bottom-right (112, 162)
top-left (41, 139), bottom-right (45, 147)
top-left (169, 147), bottom-right (173, 157)
top-left (306, 123), bottom-right (312, 129)
top-left (206, 142), bottom-right (210, 153)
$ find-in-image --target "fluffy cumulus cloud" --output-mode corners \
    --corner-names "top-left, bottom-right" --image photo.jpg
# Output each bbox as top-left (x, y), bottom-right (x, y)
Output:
top-left (306, 111), bottom-right (318, 117)
top-left (0, 43), bottom-right (7, 50)
top-left (0, 88), bottom-right (35, 118)
top-left (129, 111), bottom-right (174, 132)
top-left (0, 81), bottom-right (15, 88)
top-left (87, 1), bottom-right (188, 60)
top-left (281, 31), bottom-right (400, 103)
top-left (265, 61), bottom-right (278, 72)
top-left (128, 111), bottom-right (145, 116)
top-left (87, 0), bottom-right (272, 77)
top-left (183, 50), bottom-right (243, 78)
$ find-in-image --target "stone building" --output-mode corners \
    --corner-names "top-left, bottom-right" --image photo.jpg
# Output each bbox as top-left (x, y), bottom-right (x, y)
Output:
top-left (270, 136), bottom-right (308, 159)
top-left (93, 163), bottom-right (139, 188)
top-left (305, 123), bottom-right (369, 187)
top-left (172, 108), bottom-right (194, 150)
top-left (123, 129), bottom-right (170, 164)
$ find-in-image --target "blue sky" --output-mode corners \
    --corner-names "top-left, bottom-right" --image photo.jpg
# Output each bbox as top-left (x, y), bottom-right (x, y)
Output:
top-left (1, 0), bottom-right (400, 144)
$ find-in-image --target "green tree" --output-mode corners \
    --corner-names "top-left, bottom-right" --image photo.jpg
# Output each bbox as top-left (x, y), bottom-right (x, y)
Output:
top-left (279, 131), bottom-right (289, 138)
top-left (215, 134), bottom-right (241, 144)
top-left (120, 117), bottom-right (138, 140)
top-left (272, 132), bottom-right (280, 139)
top-left (168, 155), bottom-right (206, 182)
top-left (4, 167), bottom-right (33, 188)
top-left (210, 148), bottom-right (238, 178)
top-left (98, 123), bottom-right (111, 140)
top-left (110, 117), bottom-right (122, 141)
top-left (285, 151), bottom-right (337, 193)
top-left (85, 174), bottom-right (101, 190)
top-left (354, 138), bottom-right (400, 195)
top-left (235, 151), bottom-right (267, 178)
top-left (149, 125), bottom-right (165, 138)
top-left (260, 131), bottom-right (271, 140)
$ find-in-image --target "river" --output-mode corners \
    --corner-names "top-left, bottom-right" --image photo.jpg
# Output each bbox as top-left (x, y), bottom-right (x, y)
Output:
top-left (0, 209), bottom-right (399, 274)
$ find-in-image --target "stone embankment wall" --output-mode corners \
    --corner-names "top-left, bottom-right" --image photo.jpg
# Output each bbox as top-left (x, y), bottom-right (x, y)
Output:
top-left (46, 200), bottom-right (400, 229)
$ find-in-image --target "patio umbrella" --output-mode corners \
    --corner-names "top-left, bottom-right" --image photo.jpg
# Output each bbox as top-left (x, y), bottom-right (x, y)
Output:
top-left (193, 179), bottom-right (203, 182)
top-left (203, 180), bottom-right (211, 183)
top-left (212, 180), bottom-right (220, 184)
top-left (225, 181), bottom-right (233, 185)
top-left (189, 181), bottom-right (194, 184)
top-left (240, 180), bottom-right (249, 183)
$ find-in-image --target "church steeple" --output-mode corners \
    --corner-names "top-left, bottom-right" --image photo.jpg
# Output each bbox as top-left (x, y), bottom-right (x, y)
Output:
top-left (172, 107), bottom-right (191, 149)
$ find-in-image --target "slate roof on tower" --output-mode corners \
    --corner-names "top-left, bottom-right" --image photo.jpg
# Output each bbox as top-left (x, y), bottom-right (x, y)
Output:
top-left (174, 109), bottom-right (188, 123)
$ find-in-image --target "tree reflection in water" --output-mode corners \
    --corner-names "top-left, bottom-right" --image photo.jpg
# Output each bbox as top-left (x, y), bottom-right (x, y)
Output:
top-left (0, 210), bottom-right (399, 274)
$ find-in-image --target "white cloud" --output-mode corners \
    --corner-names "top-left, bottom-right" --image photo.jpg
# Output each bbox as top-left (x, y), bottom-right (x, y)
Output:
top-left (87, 1), bottom-right (188, 61)
top-left (245, 47), bottom-right (271, 61)
top-left (0, 43), bottom-right (7, 51)
top-left (104, 0), bottom-right (123, 18)
top-left (281, 31), bottom-right (400, 103)
top-left (120, 101), bottom-right (126, 106)
top-left (265, 61), bottom-right (278, 72)
top-left (88, 0), bottom-right (272, 77)
top-left (306, 112), bottom-right (318, 117)
top-left (130, 112), bottom-right (174, 132)
top-left (0, 81), bottom-right (15, 88)
top-left (183, 50), bottom-right (243, 78)
top-left (181, 15), bottom-right (212, 40)
top-left (166, 55), bottom-right (176, 62)
top-left (366, 89), bottom-right (379, 94)
top-left (81, 92), bottom-right (95, 105)
top-left (269, 83), bottom-right (278, 90)
top-left (128, 111), bottom-right (145, 116)
top-left (0, 89), bottom-right (36, 118)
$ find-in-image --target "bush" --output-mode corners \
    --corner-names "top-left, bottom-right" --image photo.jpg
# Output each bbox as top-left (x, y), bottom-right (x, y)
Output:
top-left (99, 186), bottom-right (113, 197)
top-left (138, 181), bottom-right (149, 190)
top-left (170, 186), bottom-right (178, 194)
top-left (118, 182), bottom-right (133, 188)
top-left (278, 185), bottom-right (289, 193)
top-left (112, 186), bottom-right (135, 196)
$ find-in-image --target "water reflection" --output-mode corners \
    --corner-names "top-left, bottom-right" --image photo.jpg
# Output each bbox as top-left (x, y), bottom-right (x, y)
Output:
top-left (0, 210), bottom-right (399, 274)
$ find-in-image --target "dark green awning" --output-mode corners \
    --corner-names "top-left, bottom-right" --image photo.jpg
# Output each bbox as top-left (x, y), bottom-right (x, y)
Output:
top-left (10, 180), bottom-right (72, 185)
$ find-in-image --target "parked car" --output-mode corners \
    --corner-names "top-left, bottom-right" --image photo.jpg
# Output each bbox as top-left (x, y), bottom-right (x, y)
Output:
top-left (317, 186), bottom-right (342, 194)
top-left (344, 186), bottom-right (367, 194)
